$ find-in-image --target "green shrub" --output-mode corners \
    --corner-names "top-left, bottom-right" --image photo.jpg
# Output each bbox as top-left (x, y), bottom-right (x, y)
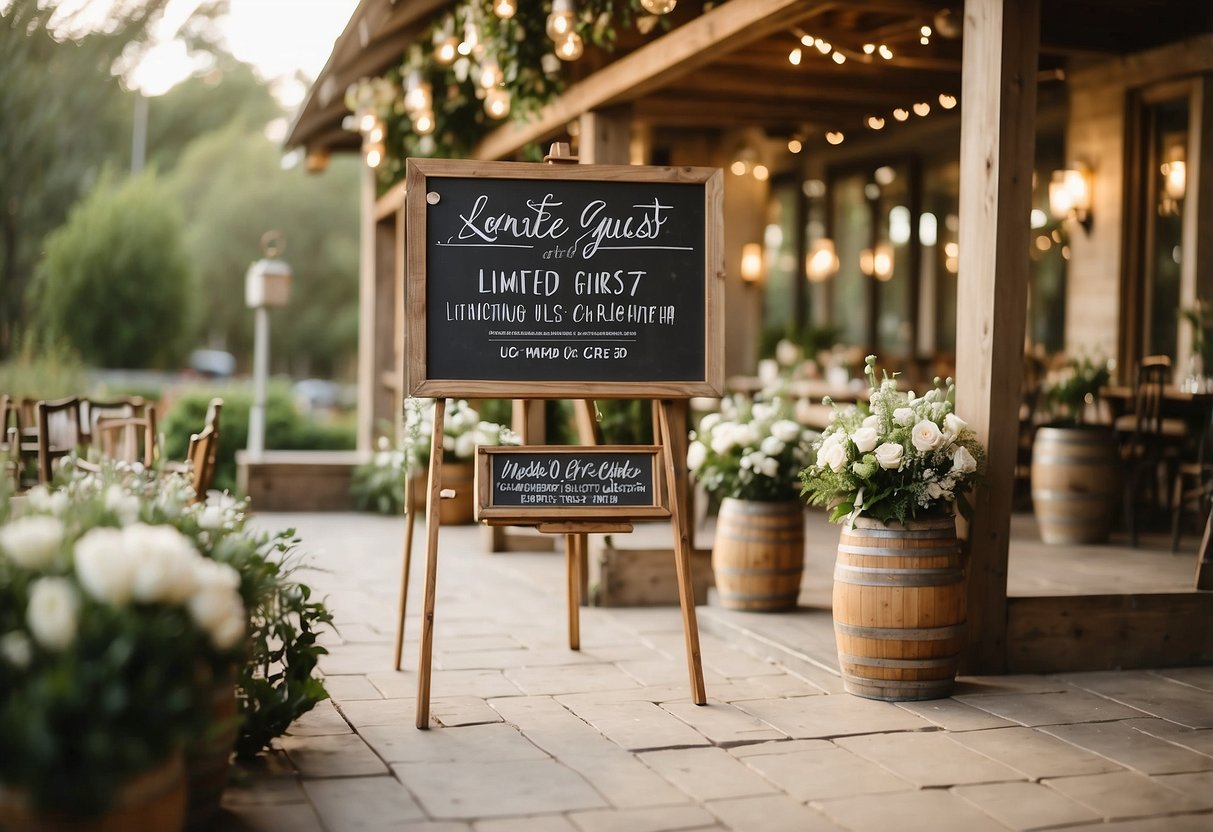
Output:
top-left (0, 336), bottom-right (85, 400)
top-left (162, 384), bottom-right (356, 494)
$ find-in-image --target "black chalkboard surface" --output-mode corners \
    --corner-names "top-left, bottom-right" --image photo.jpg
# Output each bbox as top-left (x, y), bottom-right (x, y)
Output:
top-left (405, 159), bottom-right (723, 399)
top-left (476, 446), bottom-right (669, 521)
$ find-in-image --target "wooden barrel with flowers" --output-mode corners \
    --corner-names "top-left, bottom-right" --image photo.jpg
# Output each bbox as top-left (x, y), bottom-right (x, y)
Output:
top-left (0, 753), bottom-right (187, 832)
top-left (832, 515), bottom-right (966, 701)
top-left (712, 498), bottom-right (804, 611)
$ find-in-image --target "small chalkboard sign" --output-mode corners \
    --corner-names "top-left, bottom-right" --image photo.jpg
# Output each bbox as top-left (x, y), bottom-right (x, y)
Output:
top-left (476, 445), bottom-right (669, 522)
top-left (405, 159), bottom-right (723, 400)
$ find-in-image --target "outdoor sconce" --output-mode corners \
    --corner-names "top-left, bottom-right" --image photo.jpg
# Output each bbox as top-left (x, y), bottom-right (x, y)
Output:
top-left (1049, 166), bottom-right (1093, 235)
top-left (1160, 144), bottom-right (1186, 216)
top-left (805, 237), bottom-right (839, 283)
top-left (740, 242), bottom-right (764, 284)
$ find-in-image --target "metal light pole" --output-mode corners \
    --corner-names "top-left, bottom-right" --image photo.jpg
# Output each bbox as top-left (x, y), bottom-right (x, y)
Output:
top-left (245, 231), bottom-right (292, 459)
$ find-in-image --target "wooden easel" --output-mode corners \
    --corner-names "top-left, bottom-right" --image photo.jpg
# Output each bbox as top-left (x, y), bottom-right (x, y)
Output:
top-left (403, 396), bottom-right (706, 727)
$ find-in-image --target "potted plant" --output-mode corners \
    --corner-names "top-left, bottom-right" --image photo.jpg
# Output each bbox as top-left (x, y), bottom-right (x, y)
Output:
top-left (799, 355), bottom-right (985, 701)
top-left (1031, 354), bottom-right (1118, 544)
top-left (397, 397), bottom-right (521, 524)
top-left (0, 474), bottom-right (247, 831)
top-left (687, 396), bottom-right (815, 611)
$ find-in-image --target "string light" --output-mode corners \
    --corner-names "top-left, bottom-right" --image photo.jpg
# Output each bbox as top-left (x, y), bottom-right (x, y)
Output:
top-left (484, 87), bottom-right (511, 118)
top-left (555, 31), bottom-right (584, 61)
top-left (920, 25), bottom-right (932, 45)
top-left (866, 116), bottom-right (885, 130)
top-left (938, 93), bottom-right (957, 109)
top-left (640, 0), bottom-right (677, 13)
top-left (433, 18), bottom-right (458, 65)
top-left (831, 51), bottom-right (845, 64)
top-left (546, 0), bottom-right (575, 40)
top-left (787, 137), bottom-right (803, 153)
top-left (862, 43), bottom-right (875, 54)
top-left (913, 101), bottom-right (930, 116)
top-left (492, 0), bottom-right (516, 19)
top-left (826, 131), bottom-right (844, 145)
top-left (878, 44), bottom-right (893, 59)
top-left (893, 108), bottom-right (909, 122)
top-left (788, 47), bottom-right (802, 65)
top-left (477, 56), bottom-right (502, 89)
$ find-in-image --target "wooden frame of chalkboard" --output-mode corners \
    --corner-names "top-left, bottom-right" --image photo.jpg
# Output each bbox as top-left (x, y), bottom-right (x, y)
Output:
top-left (475, 445), bottom-right (669, 522)
top-left (404, 158), bottom-right (724, 400)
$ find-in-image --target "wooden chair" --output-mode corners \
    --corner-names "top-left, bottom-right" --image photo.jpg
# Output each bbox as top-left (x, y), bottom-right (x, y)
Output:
top-left (93, 406), bottom-right (159, 468)
top-left (1172, 412), bottom-right (1213, 552)
top-left (35, 397), bottom-right (87, 484)
top-left (1118, 356), bottom-right (1185, 545)
top-left (171, 398), bottom-right (223, 500)
top-left (84, 396), bottom-right (147, 445)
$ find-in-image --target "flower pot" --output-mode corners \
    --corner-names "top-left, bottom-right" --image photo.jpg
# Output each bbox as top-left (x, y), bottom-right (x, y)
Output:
top-left (185, 667), bottom-right (238, 830)
top-left (1030, 425), bottom-right (1120, 544)
top-left (0, 753), bottom-right (186, 832)
top-left (408, 462), bottom-right (476, 525)
top-left (712, 498), bottom-right (804, 611)
top-left (832, 515), bottom-right (966, 701)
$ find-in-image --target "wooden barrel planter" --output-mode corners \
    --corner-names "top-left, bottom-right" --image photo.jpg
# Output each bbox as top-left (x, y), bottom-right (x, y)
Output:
top-left (1030, 425), bottom-right (1120, 544)
top-left (185, 668), bottom-right (239, 831)
top-left (832, 515), bottom-right (966, 701)
top-left (712, 498), bottom-right (804, 611)
top-left (0, 753), bottom-right (186, 832)
top-left (408, 462), bottom-right (476, 525)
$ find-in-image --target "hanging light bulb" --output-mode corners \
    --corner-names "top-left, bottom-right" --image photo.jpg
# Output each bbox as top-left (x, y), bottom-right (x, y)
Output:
top-left (826, 131), bottom-right (844, 145)
top-left (878, 44), bottom-right (893, 59)
top-left (484, 87), bottom-right (511, 119)
top-left (866, 116), bottom-right (885, 130)
top-left (938, 93), bottom-right (957, 110)
top-left (788, 47), bottom-right (802, 66)
top-left (459, 13), bottom-right (481, 56)
top-left (893, 108), bottom-right (910, 122)
top-left (493, 0), bottom-right (516, 19)
top-left (413, 110), bottom-right (436, 135)
top-left (477, 56), bottom-right (502, 89)
top-left (640, 0), bottom-right (676, 12)
top-left (433, 18), bottom-right (458, 65)
top-left (831, 51), bottom-right (846, 64)
top-left (555, 31), bottom-right (584, 61)
top-left (546, 0), bottom-right (576, 41)
top-left (404, 76), bottom-right (432, 115)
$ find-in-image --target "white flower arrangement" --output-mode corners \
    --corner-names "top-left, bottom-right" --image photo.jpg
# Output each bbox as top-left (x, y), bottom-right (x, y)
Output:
top-left (800, 355), bottom-right (986, 524)
top-left (688, 396), bottom-right (816, 503)
top-left (404, 397), bottom-right (521, 466)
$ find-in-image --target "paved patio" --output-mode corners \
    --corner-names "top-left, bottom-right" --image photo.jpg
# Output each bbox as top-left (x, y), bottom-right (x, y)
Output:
top-left (218, 511), bottom-right (1213, 832)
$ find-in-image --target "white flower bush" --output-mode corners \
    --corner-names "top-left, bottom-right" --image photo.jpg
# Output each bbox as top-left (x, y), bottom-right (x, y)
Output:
top-left (688, 396), bottom-right (816, 502)
top-left (800, 355), bottom-right (986, 524)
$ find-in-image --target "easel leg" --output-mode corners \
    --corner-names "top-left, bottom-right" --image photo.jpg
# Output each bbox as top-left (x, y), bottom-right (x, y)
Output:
top-left (658, 399), bottom-right (707, 704)
top-left (416, 399), bottom-right (447, 729)
top-left (393, 474), bottom-right (417, 671)
top-left (565, 533), bottom-right (583, 650)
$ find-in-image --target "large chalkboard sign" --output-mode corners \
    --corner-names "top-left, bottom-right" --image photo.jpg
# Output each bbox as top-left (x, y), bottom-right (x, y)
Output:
top-left (476, 445), bottom-right (669, 522)
top-left (405, 159), bottom-right (723, 399)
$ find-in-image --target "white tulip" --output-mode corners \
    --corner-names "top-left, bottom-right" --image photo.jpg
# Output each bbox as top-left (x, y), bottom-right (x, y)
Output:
top-left (0, 515), bottom-right (65, 570)
top-left (26, 577), bottom-right (79, 651)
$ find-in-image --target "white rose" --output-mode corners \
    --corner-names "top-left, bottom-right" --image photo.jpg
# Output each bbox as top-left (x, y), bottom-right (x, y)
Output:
top-left (128, 525), bottom-right (200, 605)
top-left (760, 455), bottom-right (779, 478)
top-left (189, 585), bottom-right (246, 651)
top-left (686, 440), bottom-right (707, 471)
top-left (893, 407), bottom-right (915, 426)
top-left (862, 414), bottom-right (881, 430)
top-left (711, 425), bottom-right (738, 455)
top-left (194, 558), bottom-right (241, 591)
top-left (770, 419), bottom-right (801, 443)
top-left (951, 445), bottom-right (978, 475)
top-left (944, 413), bottom-right (967, 438)
top-left (851, 426), bottom-right (879, 454)
top-left (775, 339), bottom-right (801, 367)
top-left (74, 527), bottom-right (139, 605)
top-left (197, 504), bottom-right (223, 530)
top-left (911, 420), bottom-right (945, 452)
top-left (104, 485), bottom-right (140, 526)
top-left (760, 436), bottom-right (785, 457)
top-left (734, 423), bottom-right (760, 449)
top-left (752, 402), bottom-right (775, 422)
top-left (0, 515), bottom-right (65, 570)
top-left (0, 631), bottom-right (32, 668)
top-left (698, 413), bottom-right (721, 434)
top-left (874, 442), bottom-right (904, 470)
top-left (26, 577), bottom-right (79, 651)
top-left (820, 442), bottom-right (847, 473)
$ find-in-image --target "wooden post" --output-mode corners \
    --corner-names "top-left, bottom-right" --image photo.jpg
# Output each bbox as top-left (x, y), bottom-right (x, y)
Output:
top-left (415, 398), bottom-right (447, 729)
top-left (392, 472), bottom-right (417, 670)
top-left (658, 399), bottom-right (707, 704)
top-left (955, 0), bottom-right (1038, 674)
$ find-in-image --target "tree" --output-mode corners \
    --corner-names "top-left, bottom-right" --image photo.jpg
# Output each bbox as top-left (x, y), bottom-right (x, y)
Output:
top-left (169, 123), bottom-right (360, 378)
top-left (30, 169), bottom-right (194, 368)
top-left (0, 0), bottom-right (168, 357)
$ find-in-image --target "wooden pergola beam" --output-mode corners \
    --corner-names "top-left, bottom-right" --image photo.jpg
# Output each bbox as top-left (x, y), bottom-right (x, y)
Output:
top-left (472, 0), bottom-right (834, 160)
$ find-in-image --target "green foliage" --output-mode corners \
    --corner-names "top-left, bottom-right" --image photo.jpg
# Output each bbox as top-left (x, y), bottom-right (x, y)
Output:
top-left (223, 529), bottom-right (333, 760)
top-left (169, 124), bottom-right (360, 378)
top-left (162, 385), bottom-right (356, 494)
top-left (758, 323), bottom-right (839, 363)
top-left (350, 439), bottom-right (408, 516)
top-left (0, 0), bottom-right (165, 358)
top-left (30, 169), bottom-right (194, 369)
top-left (0, 336), bottom-right (85, 400)
top-left (592, 400), bottom-right (653, 444)
top-left (1044, 355), bottom-right (1111, 426)
top-left (800, 356), bottom-right (986, 524)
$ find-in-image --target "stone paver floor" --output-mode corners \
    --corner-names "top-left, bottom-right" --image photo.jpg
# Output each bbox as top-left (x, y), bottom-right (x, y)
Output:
top-left (217, 513), bottom-right (1213, 832)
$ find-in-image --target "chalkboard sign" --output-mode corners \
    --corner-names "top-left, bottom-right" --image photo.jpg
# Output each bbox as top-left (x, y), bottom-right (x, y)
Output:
top-left (405, 159), bottom-right (723, 399)
top-left (476, 445), bottom-right (669, 522)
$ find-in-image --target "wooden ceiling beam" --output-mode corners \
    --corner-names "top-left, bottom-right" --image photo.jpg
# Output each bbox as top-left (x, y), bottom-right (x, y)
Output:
top-left (472, 0), bottom-right (836, 160)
